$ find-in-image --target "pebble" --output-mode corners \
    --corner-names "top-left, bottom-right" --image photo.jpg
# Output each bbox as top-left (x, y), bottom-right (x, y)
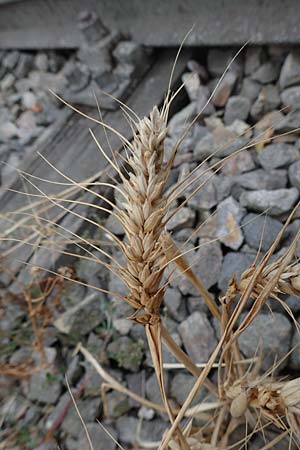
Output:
top-left (28, 369), bottom-right (62, 404)
top-left (182, 71), bottom-right (201, 102)
top-left (77, 423), bottom-right (117, 450)
top-left (21, 91), bottom-right (38, 109)
top-left (212, 71), bottom-right (237, 107)
top-left (116, 416), bottom-right (139, 444)
top-left (244, 47), bottom-right (265, 75)
top-left (224, 96), bottom-right (251, 125)
top-left (0, 121), bottom-right (19, 141)
top-left (238, 312), bottom-right (292, 371)
top-left (250, 84), bottom-right (280, 121)
top-left (218, 251), bottom-right (255, 293)
top-left (289, 329), bottom-right (300, 370)
top-left (170, 372), bottom-right (206, 406)
top-left (281, 86), bottom-right (300, 109)
top-left (240, 78), bottom-right (261, 102)
top-left (239, 188), bottom-right (299, 215)
top-left (288, 160), bottom-right (300, 189)
top-left (53, 292), bottom-right (105, 336)
top-left (61, 397), bottom-right (101, 437)
top-left (166, 207), bottom-right (196, 231)
top-left (33, 443), bottom-right (57, 450)
top-left (222, 151), bottom-right (255, 176)
top-left (34, 52), bottom-right (49, 71)
top-left (251, 61), bottom-right (280, 84)
top-left (216, 196), bottom-right (246, 250)
top-left (279, 50), bottom-right (300, 88)
top-left (107, 336), bottom-right (144, 372)
top-left (1, 73), bottom-right (15, 91)
top-left (257, 143), bottom-right (299, 170)
top-left (146, 371), bottom-right (170, 405)
top-left (3, 50), bottom-right (19, 70)
top-left (178, 311), bottom-right (218, 362)
top-left (171, 239), bottom-right (222, 295)
top-left (163, 286), bottom-right (185, 321)
top-left (241, 213), bottom-right (283, 251)
top-left (233, 168), bottom-right (288, 190)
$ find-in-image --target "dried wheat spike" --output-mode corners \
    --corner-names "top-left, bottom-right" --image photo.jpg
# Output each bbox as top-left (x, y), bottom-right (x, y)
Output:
top-left (117, 106), bottom-right (169, 324)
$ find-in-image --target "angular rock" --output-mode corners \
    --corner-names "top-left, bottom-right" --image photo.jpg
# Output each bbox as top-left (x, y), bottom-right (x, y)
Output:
top-left (61, 397), bottom-right (101, 437)
top-left (290, 329), bottom-right (300, 370)
top-left (107, 336), bottom-right (144, 372)
top-left (238, 312), bottom-right (292, 371)
top-left (233, 169), bottom-right (287, 190)
top-left (241, 213), bottom-right (283, 252)
top-left (77, 423), bottom-right (117, 450)
top-left (281, 86), bottom-right (300, 109)
top-left (182, 71), bottom-right (201, 102)
top-left (258, 143), bottom-right (299, 170)
top-left (166, 207), bottom-right (195, 231)
top-left (279, 50), bottom-right (300, 89)
top-left (240, 78), bottom-right (261, 102)
top-left (222, 151), bottom-right (255, 176)
top-left (218, 252), bottom-right (255, 293)
top-left (170, 372), bottom-right (206, 406)
top-left (244, 47), bottom-right (265, 76)
top-left (224, 96), bottom-right (251, 125)
top-left (212, 71), bottom-right (237, 107)
top-left (250, 84), bottom-right (280, 121)
top-left (239, 188), bottom-right (299, 215)
top-left (216, 196), bottom-right (246, 250)
top-left (146, 371), bottom-right (169, 405)
top-left (28, 369), bottom-right (62, 405)
top-left (251, 62), bottom-right (280, 84)
top-left (139, 417), bottom-right (169, 442)
top-left (171, 239), bottom-right (222, 295)
top-left (54, 292), bottom-right (105, 336)
top-left (116, 416), bottom-right (139, 444)
top-left (179, 312), bottom-right (217, 362)
top-left (289, 160), bottom-right (300, 189)
top-left (163, 287), bottom-right (185, 321)
top-left (196, 84), bottom-right (215, 116)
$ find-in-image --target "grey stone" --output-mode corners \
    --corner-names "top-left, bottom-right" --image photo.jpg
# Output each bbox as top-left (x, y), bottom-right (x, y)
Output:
top-left (182, 71), bottom-right (201, 102)
top-left (170, 372), bottom-right (206, 406)
top-left (1, 73), bottom-right (15, 90)
top-left (33, 443), bottom-right (57, 450)
top-left (146, 371), bottom-right (169, 405)
top-left (107, 336), bottom-right (144, 371)
top-left (289, 328), bottom-right (300, 370)
top-left (216, 196), bottom-right (246, 250)
top-left (116, 416), bottom-right (139, 444)
top-left (244, 47), bottom-right (265, 76)
top-left (139, 417), bottom-right (169, 442)
top-left (0, 302), bottom-right (25, 331)
top-left (34, 52), bottom-right (49, 71)
top-left (279, 50), bottom-right (300, 89)
top-left (241, 213), bottom-right (283, 252)
top-left (54, 292), bottom-right (105, 336)
top-left (171, 239), bottom-right (223, 295)
top-left (105, 213), bottom-right (124, 235)
top-left (77, 423), bottom-right (117, 450)
top-left (179, 312), bottom-right (218, 362)
top-left (224, 96), bottom-right (251, 125)
top-left (184, 163), bottom-right (218, 210)
top-left (15, 53), bottom-right (33, 78)
top-left (240, 78), bottom-right (261, 102)
top-left (194, 132), bottom-right (214, 160)
top-left (238, 312), bottom-right (292, 371)
top-left (21, 91), bottom-right (38, 109)
top-left (251, 61), bottom-right (280, 84)
top-left (274, 109), bottom-right (300, 132)
top-left (250, 84), bottom-right (281, 121)
top-left (196, 84), bottom-right (215, 116)
top-left (61, 397), bottom-right (101, 437)
top-left (9, 346), bottom-right (32, 365)
top-left (218, 252), bottom-right (255, 293)
top-left (239, 188), bottom-right (299, 215)
top-left (3, 51), bottom-right (19, 70)
top-left (221, 151), bottom-right (255, 176)
top-left (289, 160), bottom-right (300, 189)
top-left (168, 102), bottom-right (197, 135)
top-left (162, 331), bottom-right (183, 364)
top-left (163, 286), bottom-right (185, 321)
top-left (233, 169), bottom-right (287, 190)
top-left (271, 295), bottom-right (300, 315)
top-left (28, 369), bottom-right (62, 404)
top-left (281, 86), bottom-right (300, 109)
top-left (166, 207), bottom-right (196, 231)
top-left (258, 143), bottom-right (299, 170)
top-left (187, 295), bottom-right (210, 314)
top-left (212, 71), bottom-right (238, 107)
